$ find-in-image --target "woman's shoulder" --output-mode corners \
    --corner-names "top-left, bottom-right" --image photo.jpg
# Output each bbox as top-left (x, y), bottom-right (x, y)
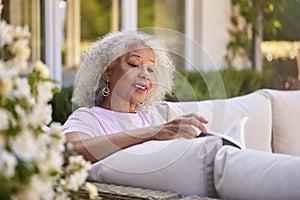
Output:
top-left (73, 106), bottom-right (103, 113)
top-left (69, 106), bottom-right (103, 119)
top-left (62, 106), bottom-right (104, 136)
top-left (71, 106), bottom-right (94, 114)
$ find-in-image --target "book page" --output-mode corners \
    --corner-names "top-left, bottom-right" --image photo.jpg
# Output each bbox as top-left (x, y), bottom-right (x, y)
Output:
top-left (198, 116), bottom-right (249, 149)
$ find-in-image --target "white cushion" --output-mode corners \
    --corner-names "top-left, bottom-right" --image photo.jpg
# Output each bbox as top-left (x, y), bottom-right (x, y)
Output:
top-left (264, 89), bottom-right (300, 156)
top-left (154, 90), bottom-right (272, 152)
top-left (214, 146), bottom-right (300, 200)
top-left (88, 137), bottom-right (222, 197)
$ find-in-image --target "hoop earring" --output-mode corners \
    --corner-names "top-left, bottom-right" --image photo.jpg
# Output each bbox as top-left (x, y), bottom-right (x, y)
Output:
top-left (102, 81), bottom-right (110, 97)
top-left (139, 102), bottom-right (145, 107)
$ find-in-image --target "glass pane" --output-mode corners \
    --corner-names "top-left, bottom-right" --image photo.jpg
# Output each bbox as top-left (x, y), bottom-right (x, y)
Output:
top-left (138, 0), bottom-right (185, 70)
top-left (80, 0), bottom-right (112, 42)
top-left (138, 0), bottom-right (154, 27)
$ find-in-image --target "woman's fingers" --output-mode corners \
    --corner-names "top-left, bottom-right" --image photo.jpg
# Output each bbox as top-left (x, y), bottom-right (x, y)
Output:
top-left (183, 113), bottom-right (209, 123)
top-left (156, 113), bottom-right (209, 140)
top-left (168, 113), bottom-right (208, 138)
top-left (177, 114), bottom-right (209, 133)
top-left (177, 124), bottom-right (198, 138)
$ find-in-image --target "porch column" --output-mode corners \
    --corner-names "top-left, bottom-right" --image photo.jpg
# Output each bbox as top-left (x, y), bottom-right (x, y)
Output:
top-left (184, 0), bottom-right (195, 71)
top-left (31, 0), bottom-right (41, 62)
top-left (44, 0), bottom-right (62, 87)
top-left (184, 0), bottom-right (202, 71)
top-left (9, 0), bottom-right (21, 26)
top-left (66, 0), bottom-right (81, 69)
top-left (121, 0), bottom-right (137, 31)
top-left (112, 0), bottom-right (119, 31)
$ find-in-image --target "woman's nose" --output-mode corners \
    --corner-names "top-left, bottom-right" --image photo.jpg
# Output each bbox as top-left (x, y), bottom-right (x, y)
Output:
top-left (138, 66), bottom-right (150, 79)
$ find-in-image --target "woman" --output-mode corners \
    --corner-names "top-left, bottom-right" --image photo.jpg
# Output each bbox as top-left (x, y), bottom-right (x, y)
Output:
top-left (62, 31), bottom-right (208, 163)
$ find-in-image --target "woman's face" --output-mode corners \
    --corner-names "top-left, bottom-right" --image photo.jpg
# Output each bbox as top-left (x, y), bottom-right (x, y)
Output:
top-left (103, 46), bottom-right (156, 111)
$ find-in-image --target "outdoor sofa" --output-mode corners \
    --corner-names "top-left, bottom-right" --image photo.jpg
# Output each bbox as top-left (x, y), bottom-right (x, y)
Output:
top-left (82, 89), bottom-right (300, 199)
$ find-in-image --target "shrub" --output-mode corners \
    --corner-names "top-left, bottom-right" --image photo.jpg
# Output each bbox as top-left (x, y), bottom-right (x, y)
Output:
top-left (169, 68), bottom-right (268, 101)
top-left (263, 58), bottom-right (298, 88)
top-left (50, 86), bottom-right (73, 124)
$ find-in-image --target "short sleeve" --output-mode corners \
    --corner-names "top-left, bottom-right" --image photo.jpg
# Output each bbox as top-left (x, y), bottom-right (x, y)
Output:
top-left (62, 108), bottom-right (103, 137)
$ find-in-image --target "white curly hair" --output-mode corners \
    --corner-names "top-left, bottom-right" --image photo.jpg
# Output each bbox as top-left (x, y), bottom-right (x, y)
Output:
top-left (72, 30), bottom-right (175, 109)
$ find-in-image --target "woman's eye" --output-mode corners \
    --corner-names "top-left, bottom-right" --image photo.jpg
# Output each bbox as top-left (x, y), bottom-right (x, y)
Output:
top-left (128, 63), bottom-right (139, 67)
top-left (147, 68), bottom-right (154, 73)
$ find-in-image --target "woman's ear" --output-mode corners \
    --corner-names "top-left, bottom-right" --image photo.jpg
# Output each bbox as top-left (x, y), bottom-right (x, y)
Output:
top-left (102, 58), bottom-right (119, 81)
top-left (102, 68), bottom-right (110, 82)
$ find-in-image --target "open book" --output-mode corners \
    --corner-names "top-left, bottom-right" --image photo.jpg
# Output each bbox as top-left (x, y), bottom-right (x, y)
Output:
top-left (197, 116), bottom-right (249, 149)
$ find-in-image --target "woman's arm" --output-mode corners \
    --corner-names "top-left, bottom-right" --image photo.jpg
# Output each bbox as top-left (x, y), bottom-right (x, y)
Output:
top-left (65, 129), bottom-right (156, 163)
top-left (65, 113), bottom-right (208, 163)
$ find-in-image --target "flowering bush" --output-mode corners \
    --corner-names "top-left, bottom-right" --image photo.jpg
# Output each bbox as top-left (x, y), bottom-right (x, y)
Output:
top-left (0, 2), bottom-right (98, 200)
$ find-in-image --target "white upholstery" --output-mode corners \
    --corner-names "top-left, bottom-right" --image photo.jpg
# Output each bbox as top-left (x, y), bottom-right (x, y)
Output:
top-left (89, 137), bottom-right (222, 197)
top-left (264, 89), bottom-right (300, 156)
top-left (214, 146), bottom-right (300, 200)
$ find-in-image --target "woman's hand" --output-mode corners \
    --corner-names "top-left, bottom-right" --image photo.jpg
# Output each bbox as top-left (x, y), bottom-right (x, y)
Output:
top-left (153, 113), bottom-right (208, 140)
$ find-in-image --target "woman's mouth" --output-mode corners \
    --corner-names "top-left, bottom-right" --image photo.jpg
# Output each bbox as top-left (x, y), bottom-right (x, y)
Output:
top-left (133, 83), bottom-right (147, 92)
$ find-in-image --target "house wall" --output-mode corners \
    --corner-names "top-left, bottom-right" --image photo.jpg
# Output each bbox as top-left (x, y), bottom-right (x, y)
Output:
top-left (200, 0), bottom-right (231, 70)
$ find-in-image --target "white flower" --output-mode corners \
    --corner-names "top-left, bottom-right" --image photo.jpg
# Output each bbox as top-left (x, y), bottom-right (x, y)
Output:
top-left (48, 122), bottom-right (65, 152)
top-left (10, 38), bottom-right (30, 62)
top-left (64, 155), bottom-right (91, 191)
top-left (10, 130), bottom-right (38, 162)
top-left (0, 108), bottom-right (11, 130)
top-left (14, 25), bottom-right (30, 38)
top-left (14, 104), bottom-right (26, 122)
top-left (13, 175), bottom-right (55, 200)
top-left (0, 21), bottom-right (14, 47)
top-left (35, 133), bottom-right (62, 176)
top-left (15, 104), bottom-right (31, 129)
top-left (0, 62), bottom-right (13, 96)
top-left (7, 33), bottom-right (31, 75)
top-left (35, 133), bottom-right (49, 161)
top-left (54, 191), bottom-right (70, 200)
top-left (0, 2), bottom-right (92, 198)
top-left (34, 60), bottom-right (50, 79)
top-left (85, 182), bottom-right (99, 199)
top-left (7, 57), bottom-right (29, 75)
top-left (67, 155), bottom-right (92, 172)
top-left (54, 194), bottom-right (70, 200)
top-left (0, 135), bottom-right (4, 148)
top-left (38, 150), bottom-right (63, 176)
top-left (26, 103), bottom-right (52, 127)
top-left (1, 60), bottom-right (20, 78)
top-left (0, 149), bottom-right (17, 178)
top-left (13, 77), bottom-right (32, 100)
top-left (66, 170), bottom-right (89, 191)
top-left (0, 76), bottom-right (13, 96)
top-left (58, 178), bottom-right (66, 190)
top-left (35, 124), bottom-right (64, 176)
top-left (37, 81), bottom-right (55, 103)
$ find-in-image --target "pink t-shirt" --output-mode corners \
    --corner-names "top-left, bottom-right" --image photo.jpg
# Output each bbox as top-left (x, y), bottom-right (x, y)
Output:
top-left (62, 106), bottom-right (163, 137)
